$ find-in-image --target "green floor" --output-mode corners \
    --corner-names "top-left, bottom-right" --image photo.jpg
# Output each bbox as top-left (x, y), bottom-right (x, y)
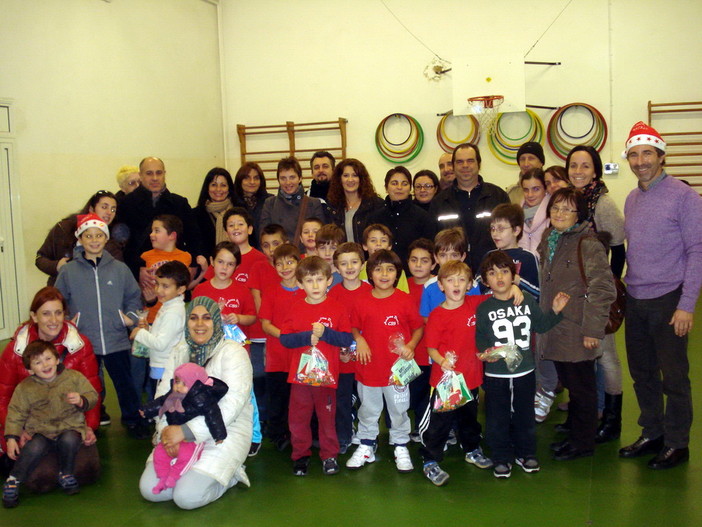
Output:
top-left (3, 315), bottom-right (701, 526)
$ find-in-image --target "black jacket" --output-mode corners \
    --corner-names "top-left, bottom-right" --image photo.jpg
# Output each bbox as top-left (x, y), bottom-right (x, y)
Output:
top-left (117, 185), bottom-right (202, 277)
top-left (327, 196), bottom-right (385, 244)
top-left (366, 197), bottom-right (436, 267)
top-left (428, 177), bottom-right (509, 272)
top-left (141, 377), bottom-right (229, 443)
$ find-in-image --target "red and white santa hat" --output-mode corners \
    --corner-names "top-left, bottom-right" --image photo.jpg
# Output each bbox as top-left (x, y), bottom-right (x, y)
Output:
top-left (622, 121), bottom-right (666, 158)
top-left (75, 213), bottom-right (110, 240)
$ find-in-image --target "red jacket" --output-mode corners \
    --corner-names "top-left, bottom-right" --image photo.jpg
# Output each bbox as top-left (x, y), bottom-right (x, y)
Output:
top-left (0, 321), bottom-right (101, 450)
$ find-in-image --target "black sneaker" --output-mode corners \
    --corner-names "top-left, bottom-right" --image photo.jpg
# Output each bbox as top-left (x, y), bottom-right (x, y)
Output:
top-left (58, 473), bottom-right (80, 495)
top-left (293, 456), bottom-right (310, 476)
top-left (100, 409), bottom-right (111, 426)
top-left (248, 442), bottom-right (261, 457)
top-left (126, 422), bottom-right (151, 440)
top-left (323, 458), bottom-right (340, 475)
top-left (2, 478), bottom-right (19, 508)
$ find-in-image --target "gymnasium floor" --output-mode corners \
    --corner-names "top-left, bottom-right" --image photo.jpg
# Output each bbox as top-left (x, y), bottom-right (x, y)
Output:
top-left (2, 310), bottom-right (701, 527)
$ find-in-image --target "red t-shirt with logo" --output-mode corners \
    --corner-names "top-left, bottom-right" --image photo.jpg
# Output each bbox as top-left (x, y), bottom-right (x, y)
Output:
top-left (259, 284), bottom-right (304, 372)
top-left (328, 281), bottom-right (372, 374)
top-left (281, 296), bottom-right (351, 389)
top-left (351, 289), bottom-right (424, 387)
top-left (424, 295), bottom-right (489, 390)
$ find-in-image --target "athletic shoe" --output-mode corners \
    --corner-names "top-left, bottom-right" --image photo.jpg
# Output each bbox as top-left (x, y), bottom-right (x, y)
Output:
top-left (515, 457), bottom-right (541, 473)
top-left (248, 442), bottom-right (261, 457)
top-left (346, 444), bottom-right (376, 469)
top-left (446, 430), bottom-right (458, 445)
top-left (99, 409), bottom-right (111, 426)
top-left (323, 457), bottom-right (340, 475)
top-left (464, 447), bottom-right (493, 469)
top-left (293, 456), bottom-right (310, 476)
top-left (423, 462), bottom-right (449, 486)
top-left (394, 446), bottom-right (414, 473)
top-left (534, 389), bottom-right (555, 423)
top-left (493, 462), bottom-right (512, 479)
top-left (58, 473), bottom-right (80, 495)
top-left (2, 478), bottom-right (19, 508)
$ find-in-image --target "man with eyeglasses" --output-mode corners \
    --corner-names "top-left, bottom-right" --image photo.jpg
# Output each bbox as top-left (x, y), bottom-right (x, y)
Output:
top-left (429, 143), bottom-right (509, 272)
top-left (117, 157), bottom-right (202, 279)
top-left (618, 122), bottom-right (702, 470)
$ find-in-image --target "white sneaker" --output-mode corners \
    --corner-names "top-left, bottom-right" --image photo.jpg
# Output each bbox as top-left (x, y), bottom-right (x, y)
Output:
top-left (394, 446), bottom-right (414, 473)
top-left (534, 389), bottom-right (556, 423)
top-left (346, 444), bottom-right (375, 469)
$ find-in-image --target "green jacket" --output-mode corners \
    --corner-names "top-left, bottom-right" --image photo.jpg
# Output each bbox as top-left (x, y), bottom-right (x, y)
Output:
top-left (5, 366), bottom-right (98, 440)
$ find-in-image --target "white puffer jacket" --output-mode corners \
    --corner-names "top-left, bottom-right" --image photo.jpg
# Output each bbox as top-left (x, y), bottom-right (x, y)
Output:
top-left (151, 337), bottom-right (253, 487)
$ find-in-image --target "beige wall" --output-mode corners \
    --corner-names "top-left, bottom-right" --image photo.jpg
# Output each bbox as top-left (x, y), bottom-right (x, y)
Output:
top-left (0, 0), bottom-right (224, 306)
top-left (220, 0), bottom-right (702, 204)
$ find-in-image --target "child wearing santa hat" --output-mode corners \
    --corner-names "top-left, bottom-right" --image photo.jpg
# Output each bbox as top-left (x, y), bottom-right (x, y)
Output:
top-left (139, 363), bottom-right (229, 493)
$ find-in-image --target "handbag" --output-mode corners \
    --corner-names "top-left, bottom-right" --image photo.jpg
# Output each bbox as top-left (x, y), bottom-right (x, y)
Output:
top-left (577, 237), bottom-right (626, 334)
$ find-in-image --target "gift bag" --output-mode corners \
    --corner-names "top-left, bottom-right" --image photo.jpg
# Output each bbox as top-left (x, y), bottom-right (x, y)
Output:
top-left (296, 346), bottom-right (335, 386)
top-left (223, 323), bottom-right (248, 344)
top-left (479, 343), bottom-right (523, 372)
top-left (433, 351), bottom-right (473, 412)
top-left (131, 309), bottom-right (150, 358)
top-left (387, 333), bottom-right (421, 386)
top-left (340, 341), bottom-right (357, 363)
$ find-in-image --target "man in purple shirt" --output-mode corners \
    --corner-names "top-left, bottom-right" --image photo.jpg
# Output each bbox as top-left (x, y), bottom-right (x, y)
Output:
top-left (618, 122), bottom-right (702, 469)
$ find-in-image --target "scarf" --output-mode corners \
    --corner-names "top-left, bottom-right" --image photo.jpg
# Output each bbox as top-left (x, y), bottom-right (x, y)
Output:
top-left (546, 222), bottom-right (579, 263)
top-left (243, 194), bottom-right (257, 212)
top-left (205, 198), bottom-right (233, 245)
top-left (523, 203), bottom-right (539, 227)
top-left (185, 296), bottom-right (224, 366)
top-left (158, 391), bottom-right (186, 417)
top-left (581, 180), bottom-right (607, 225)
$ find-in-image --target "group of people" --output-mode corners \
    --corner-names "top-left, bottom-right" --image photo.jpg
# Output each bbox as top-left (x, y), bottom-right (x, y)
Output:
top-left (0, 121), bottom-right (699, 508)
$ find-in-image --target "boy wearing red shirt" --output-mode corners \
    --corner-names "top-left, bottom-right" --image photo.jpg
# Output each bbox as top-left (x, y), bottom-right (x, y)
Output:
top-left (280, 256), bottom-right (353, 477)
top-left (346, 250), bottom-right (423, 473)
top-left (260, 243), bottom-right (304, 451)
top-left (419, 261), bottom-right (492, 486)
top-left (328, 242), bottom-right (370, 454)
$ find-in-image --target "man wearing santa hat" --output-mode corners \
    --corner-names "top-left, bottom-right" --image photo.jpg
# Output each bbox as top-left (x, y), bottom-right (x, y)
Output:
top-left (618, 122), bottom-right (702, 469)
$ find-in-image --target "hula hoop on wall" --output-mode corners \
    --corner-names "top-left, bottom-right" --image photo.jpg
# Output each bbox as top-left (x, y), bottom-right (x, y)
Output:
top-left (547, 103), bottom-right (608, 160)
top-left (375, 114), bottom-right (424, 163)
top-left (487, 109), bottom-right (545, 165)
top-left (436, 111), bottom-right (479, 153)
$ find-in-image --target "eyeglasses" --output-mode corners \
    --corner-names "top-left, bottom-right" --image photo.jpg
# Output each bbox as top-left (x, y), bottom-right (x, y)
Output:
top-left (550, 205), bottom-right (577, 214)
top-left (414, 184), bottom-right (435, 190)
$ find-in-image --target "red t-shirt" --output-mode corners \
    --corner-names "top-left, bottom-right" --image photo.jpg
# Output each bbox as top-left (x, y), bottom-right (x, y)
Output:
top-left (249, 259), bottom-right (281, 297)
top-left (424, 295), bottom-right (489, 390)
top-left (351, 289), bottom-right (424, 387)
top-left (328, 281), bottom-right (372, 374)
top-left (192, 280), bottom-right (256, 319)
top-left (281, 296), bottom-right (351, 389)
top-left (407, 277), bottom-right (430, 367)
top-left (259, 284), bottom-right (304, 372)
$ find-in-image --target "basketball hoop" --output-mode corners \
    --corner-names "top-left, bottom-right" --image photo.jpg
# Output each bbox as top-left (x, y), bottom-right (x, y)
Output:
top-left (468, 95), bottom-right (504, 138)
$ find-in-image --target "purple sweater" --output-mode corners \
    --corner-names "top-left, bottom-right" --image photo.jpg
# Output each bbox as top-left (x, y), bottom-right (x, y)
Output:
top-left (624, 173), bottom-right (702, 312)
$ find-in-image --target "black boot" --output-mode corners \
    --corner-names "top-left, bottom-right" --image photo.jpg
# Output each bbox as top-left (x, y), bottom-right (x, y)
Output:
top-left (595, 393), bottom-right (622, 443)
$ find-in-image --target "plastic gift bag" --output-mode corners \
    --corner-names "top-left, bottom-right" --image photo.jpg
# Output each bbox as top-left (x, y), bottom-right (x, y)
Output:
top-left (432, 351), bottom-right (472, 412)
top-left (387, 333), bottom-right (421, 386)
top-left (296, 346), bottom-right (335, 386)
top-left (223, 324), bottom-right (248, 344)
top-left (340, 341), bottom-right (357, 363)
top-left (131, 309), bottom-right (150, 358)
top-left (478, 343), bottom-right (523, 372)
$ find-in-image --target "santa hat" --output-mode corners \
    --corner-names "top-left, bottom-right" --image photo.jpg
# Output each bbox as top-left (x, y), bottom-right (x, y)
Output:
top-left (75, 213), bottom-right (110, 240)
top-left (622, 121), bottom-right (666, 158)
top-left (174, 362), bottom-right (213, 390)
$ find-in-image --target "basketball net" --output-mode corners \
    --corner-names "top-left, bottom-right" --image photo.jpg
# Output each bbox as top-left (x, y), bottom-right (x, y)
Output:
top-left (468, 95), bottom-right (504, 137)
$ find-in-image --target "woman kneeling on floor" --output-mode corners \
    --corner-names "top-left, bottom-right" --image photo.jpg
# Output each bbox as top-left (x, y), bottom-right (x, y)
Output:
top-left (139, 296), bottom-right (253, 510)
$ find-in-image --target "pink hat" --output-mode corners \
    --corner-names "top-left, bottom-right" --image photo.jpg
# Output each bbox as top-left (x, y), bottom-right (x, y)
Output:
top-left (174, 363), bottom-right (213, 389)
top-left (75, 213), bottom-right (110, 240)
top-left (622, 121), bottom-right (666, 158)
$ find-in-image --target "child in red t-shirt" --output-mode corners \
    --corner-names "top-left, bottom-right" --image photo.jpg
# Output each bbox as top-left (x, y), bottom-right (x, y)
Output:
top-left (280, 256), bottom-right (353, 477)
top-left (419, 261), bottom-right (492, 486)
top-left (406, 238), bottom-right (436, 442)
top-left (259, 243), bottom-right (304, 451)
top-left (346, 250), bottom-right (423, 474)
top-left (328, 242), bottom-right (371, 454)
